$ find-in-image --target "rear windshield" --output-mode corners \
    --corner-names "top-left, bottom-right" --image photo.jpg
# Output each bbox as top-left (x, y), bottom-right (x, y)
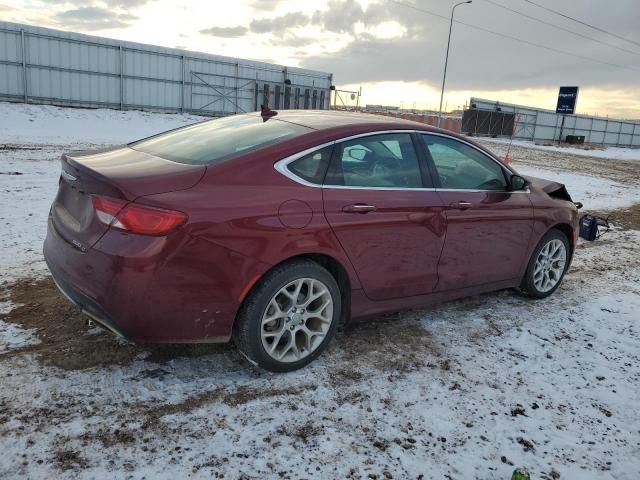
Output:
top-left (130, 114), bottom-right (312, 165)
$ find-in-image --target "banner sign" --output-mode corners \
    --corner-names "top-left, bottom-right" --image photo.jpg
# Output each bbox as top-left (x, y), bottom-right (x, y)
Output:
top-left (556, 86), bottom-right (579, 114)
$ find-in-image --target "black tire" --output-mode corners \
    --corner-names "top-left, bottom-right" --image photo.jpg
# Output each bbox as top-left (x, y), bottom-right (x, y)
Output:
top-left (521, 228), bottom-right (570, 299)
top-left (233, 259), bottom-right (341, 372)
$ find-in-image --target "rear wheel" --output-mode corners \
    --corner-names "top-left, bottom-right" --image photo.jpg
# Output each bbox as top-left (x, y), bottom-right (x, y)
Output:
top-left (233, 259), bottom-right (341, 372)
top-left (521, 229), bottom-right (570, 299)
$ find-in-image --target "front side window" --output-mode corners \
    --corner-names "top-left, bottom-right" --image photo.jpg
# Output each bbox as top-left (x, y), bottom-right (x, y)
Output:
top-left (130, 115), bottom-right (312, 165)
top-left (421, 135), bottom-right (508, 191)
top-left (325, 133), bottom-right (423, 188)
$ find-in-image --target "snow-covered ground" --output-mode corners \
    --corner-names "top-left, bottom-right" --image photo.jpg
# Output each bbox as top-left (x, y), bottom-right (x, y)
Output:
top-left (0, 103), bottom-right (206, 282)
top-left (0, 102), bottom-right (205, 146)
top-left (516, 165), bottom-right (640, 210)
top-left (481, 136), bottom-right (640, 162)
top-left (1, 103), bottom-right (640, 479)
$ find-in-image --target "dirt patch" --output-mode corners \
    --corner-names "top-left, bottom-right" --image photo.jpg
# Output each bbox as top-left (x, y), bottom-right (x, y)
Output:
top-left (222, 384), bottom-right (317, 407)
top-left (80, 428), bottom-right (136, 448)
top-left (54, 449), bottom-right (88, 471)
top-left (587, 203), bottom-right (640, 231)
top-left (338, 312), bottom-right (441, 374)
top-left (479, 140), bottom-right (640, 186)
top-left (0, 277), bottom-right (231, 370)
top-left (140, 383), bottom-right (318, 429)
top-left (287, 421), bottom-right (324, 444)
top-left (328, 366), bottom-right (365, 386)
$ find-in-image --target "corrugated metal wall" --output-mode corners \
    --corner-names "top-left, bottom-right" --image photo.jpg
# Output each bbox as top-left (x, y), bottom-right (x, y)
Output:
top-left (0, 21), bottom-right (333, 116)
top-left (468, 98), bottom-right (640, 147)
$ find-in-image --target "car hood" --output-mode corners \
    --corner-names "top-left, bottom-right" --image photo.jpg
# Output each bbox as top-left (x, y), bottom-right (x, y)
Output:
top-left (522, 175), bottom-right (563, 193)
top-left (523, 175), bottom-right (573, 202)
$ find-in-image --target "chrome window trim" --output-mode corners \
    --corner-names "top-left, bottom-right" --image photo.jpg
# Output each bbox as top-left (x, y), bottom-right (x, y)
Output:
top-left (274, 140), bottom-right (336, 189)
top-left (273, 129), bottom-right (528, 194)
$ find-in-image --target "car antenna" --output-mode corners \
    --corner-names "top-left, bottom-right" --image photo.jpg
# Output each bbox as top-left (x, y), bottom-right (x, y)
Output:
top-left (260, 104), bottom-right (278, 122)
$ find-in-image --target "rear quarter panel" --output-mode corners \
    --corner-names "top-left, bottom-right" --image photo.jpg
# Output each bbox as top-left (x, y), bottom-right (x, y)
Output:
top-left (137, 138), bottom-right (363, 291)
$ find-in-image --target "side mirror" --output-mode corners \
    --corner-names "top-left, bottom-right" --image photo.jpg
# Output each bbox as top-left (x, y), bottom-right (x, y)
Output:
top-left (510, 174), bottom-right (527, 191)
top-left (347, 148), bottom-right (367, 161)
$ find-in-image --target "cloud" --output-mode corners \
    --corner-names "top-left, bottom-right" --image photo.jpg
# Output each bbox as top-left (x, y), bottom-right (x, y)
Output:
top-left (249, 12), bottom-right (309, 34)
top-left (250, 0), bottom-right (283, 11)
top-left (106, 0), bottom-right (150, 7)
top-left (199, 25), bottom-right (249, 38)
top-left (200, 11), bottom-right (309, 40)
top-left (55, 6), bottom-right (138, 30)
top-left (311, 0), bottom-right (363, 34)
top-left (300, 0), bottom-right (640, 91)
top-left (269, 33), bottom-right (318, 47)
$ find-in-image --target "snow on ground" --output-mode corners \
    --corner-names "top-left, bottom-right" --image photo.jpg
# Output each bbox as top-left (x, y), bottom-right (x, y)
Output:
top-left (0, 229), bottom-right (638, 479)
top-left (516, 165), bottom-right (640, 210)
top-left (0, 102), bottom-right (205, 146)
top-left (481, 136), bottom-right (640, 162)
top-left (0, 319), bottom-right (38, 353)
top-left (1, 103), bottom-right (640, 479)
top-left (0, 102), bottom-right (206, 282)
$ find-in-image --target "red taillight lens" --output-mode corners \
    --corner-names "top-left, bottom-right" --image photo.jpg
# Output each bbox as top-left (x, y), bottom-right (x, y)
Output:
top-left (92, 196), bottom-right (187, 235)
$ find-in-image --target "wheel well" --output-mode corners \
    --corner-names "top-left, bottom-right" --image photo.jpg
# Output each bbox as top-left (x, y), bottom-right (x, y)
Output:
top-left (237, 253), bottom-right (352, 328)
top-left (551, 223), bottom-right (575, 252)
top-left (296, 253), bottom-right (352, 327)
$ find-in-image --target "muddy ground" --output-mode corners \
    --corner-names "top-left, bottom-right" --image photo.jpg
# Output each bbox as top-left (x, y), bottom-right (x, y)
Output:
top-left (478, 140), bottom-right (640, 187)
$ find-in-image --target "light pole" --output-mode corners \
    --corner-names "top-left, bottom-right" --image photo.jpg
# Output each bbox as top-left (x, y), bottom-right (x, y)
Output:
top-left (438, 0), bottom-right (471, 128)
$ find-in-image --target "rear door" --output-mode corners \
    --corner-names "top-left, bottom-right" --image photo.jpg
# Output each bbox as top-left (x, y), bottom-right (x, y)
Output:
top-left (322, 132), bottom-right (447, 301)
top-left (418, 133), bottom-right (533, 291)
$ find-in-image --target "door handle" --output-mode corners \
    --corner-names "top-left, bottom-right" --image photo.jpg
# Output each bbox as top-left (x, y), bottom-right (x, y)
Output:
top-left (342, 204), bottom-right (377, 213)
top-left (449, 201), bottom-right (473, 210)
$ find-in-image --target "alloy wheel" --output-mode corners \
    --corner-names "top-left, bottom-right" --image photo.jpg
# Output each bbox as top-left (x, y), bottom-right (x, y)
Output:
top-left (260, 278), bottom-right (334, 363)
top-left (533, 238), bottom-right (567, 292)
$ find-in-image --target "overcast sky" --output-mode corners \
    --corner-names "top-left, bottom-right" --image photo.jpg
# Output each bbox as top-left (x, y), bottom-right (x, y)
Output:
top-left (3, 0), bottom-right (640, 117)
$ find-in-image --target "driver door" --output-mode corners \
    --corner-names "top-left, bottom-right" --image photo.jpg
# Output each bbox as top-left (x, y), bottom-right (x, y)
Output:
top-left (418, 134), bottom-right (534, 291)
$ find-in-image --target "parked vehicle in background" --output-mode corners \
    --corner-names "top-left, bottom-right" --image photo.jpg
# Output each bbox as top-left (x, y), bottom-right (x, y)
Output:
top-left (44, 110), bottom-right (579, 372)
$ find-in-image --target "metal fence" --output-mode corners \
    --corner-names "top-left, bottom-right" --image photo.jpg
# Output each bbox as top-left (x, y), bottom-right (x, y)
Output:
top-left (0, 21), bottom-right (332, 116)
top-left (369, 111), bottom-right (462, 132)
top-left (461, 109), bottom-right (515, 137)
top-left (467, 97), bottom-right (640, 147)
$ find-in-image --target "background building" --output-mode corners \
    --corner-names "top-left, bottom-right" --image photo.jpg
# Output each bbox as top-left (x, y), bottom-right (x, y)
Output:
top-left (0, 21), bottom-right (333, 116)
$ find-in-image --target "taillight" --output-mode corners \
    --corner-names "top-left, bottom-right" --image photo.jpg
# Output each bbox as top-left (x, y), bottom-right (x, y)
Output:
top-left (92, 196), bottom-right (187, 235)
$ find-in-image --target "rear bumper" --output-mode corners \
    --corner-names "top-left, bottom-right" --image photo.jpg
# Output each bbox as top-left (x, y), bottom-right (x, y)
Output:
top-left (47, 261), bottom-right (126, 338)
top-left (43, 216), bottom-right (268, 343)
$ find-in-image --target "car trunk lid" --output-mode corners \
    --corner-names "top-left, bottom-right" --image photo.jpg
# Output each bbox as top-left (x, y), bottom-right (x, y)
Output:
top-left (51, 146), bottom-right (205, 251)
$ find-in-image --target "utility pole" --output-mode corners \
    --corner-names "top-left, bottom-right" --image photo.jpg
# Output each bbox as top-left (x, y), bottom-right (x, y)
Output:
top-left (438, 1), bottom-right (472, 128)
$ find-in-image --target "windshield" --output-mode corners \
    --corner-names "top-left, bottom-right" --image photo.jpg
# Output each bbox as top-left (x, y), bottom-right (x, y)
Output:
top-left (130, 114), bottom-right (312, 165)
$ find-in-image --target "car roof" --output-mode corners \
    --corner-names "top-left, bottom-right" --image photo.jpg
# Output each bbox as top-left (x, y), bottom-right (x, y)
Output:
top-left (251, 109), bottom-right (504, 160)
top-left (255, 109), bottom-right (444, 133)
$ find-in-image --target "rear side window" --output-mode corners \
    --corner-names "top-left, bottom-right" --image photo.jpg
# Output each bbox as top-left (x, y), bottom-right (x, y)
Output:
top-left (130, 115), bottom-right (312, 165)
top-left (287, 146), bottom-right (333, 184)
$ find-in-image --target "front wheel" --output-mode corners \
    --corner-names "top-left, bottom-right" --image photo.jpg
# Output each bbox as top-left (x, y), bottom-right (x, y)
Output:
top-left (521, 229), bottom-right (570, 299)
top-left (233, 259), bottom-right (341, 372)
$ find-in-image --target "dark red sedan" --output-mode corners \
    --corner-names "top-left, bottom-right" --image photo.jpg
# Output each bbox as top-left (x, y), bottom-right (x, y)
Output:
top-left (44, 111), bottom-right (579, 371)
